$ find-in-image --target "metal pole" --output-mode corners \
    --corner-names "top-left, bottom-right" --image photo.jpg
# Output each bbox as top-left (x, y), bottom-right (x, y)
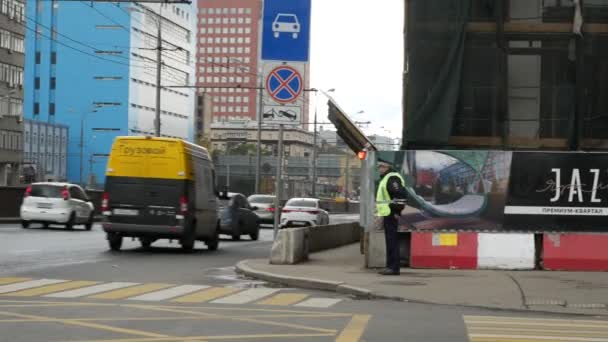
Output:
top-left (311, 93), bottom-right (318, 197)
top-left (273, 124), bottom-right (284, 239)
top-left (154, 11), bottom-right (162, 137)
top-left (345, 154), bottom-right (350, 199)
top-left (79, 115), bottom-right (84, 185)
top-left (255, 76), bottom-right (263, 193)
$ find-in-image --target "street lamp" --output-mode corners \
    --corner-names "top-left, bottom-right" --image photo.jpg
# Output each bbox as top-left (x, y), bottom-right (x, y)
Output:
top-left (311, 88), bottom-right (335, 197)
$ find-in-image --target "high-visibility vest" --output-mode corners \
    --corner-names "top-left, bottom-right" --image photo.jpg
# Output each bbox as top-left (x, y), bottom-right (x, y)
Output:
top-left (376, 172), bottom-right (405, 217)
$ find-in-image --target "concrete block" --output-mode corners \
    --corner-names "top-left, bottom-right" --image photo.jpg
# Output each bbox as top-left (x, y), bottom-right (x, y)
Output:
top-left (366, 230), bottom-right (387, 268)
top-left (478, 233), bottom-right (535, 270)
top-left (308, 223), bottom-right (360, 253)
top-left (269, 228), bottom-right (309, 265)
top-left (411, 232), bottom-right (478, 269)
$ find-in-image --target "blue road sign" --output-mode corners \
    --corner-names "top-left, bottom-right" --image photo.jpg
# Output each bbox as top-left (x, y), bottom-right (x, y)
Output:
top-left (266, 66), bottom-right (303, 103)
top-left (261, 0), bottom-right (311, 62)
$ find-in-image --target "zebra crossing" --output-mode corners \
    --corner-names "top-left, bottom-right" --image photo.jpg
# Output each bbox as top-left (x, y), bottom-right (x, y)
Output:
top-left (464, 315), bottom-right (608, 342)
top-left (0, 277), bottom-right (344, 308)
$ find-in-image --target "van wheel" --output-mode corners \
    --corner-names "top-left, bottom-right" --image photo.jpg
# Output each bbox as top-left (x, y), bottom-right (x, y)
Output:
top-left (108, 233), bottom-right (122, 251)
top-left (85, 213), bottom-right (94, 231)
top-left (21, 220), bottom-right (30, 229)
top-left (250, 224), bottom-right (260, 241)
top-left (181, 225), bottom-right (196, 251)
top-left (65, 213), bottom-right (75, 230)
top-left (206, 227), bottom-right (220, 251)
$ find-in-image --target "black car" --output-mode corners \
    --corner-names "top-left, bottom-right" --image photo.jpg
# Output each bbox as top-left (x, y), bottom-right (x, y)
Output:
top-left (219, 193), bottom-right (260, 241)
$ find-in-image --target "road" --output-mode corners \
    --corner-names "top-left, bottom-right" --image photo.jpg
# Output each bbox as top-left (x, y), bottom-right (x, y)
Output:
top-left (1, 217), bottom-right (607, 341)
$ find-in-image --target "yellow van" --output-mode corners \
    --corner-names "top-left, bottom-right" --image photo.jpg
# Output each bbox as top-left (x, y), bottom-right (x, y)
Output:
top-left (102, 136), bottom-right (219, 251)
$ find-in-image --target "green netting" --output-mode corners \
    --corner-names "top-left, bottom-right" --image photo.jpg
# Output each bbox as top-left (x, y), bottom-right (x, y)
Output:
top-left (404, 0), bottom-right (472, 146)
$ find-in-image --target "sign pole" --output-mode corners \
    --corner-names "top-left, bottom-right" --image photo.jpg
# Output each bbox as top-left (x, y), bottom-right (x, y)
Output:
top-left (255, 76), bottom-right (263, 194)
top-left (273, 124), bottom-right (284, 239)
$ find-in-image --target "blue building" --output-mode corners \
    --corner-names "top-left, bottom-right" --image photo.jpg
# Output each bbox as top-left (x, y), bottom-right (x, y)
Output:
top-left (24, 1), bottom-right (196, 187)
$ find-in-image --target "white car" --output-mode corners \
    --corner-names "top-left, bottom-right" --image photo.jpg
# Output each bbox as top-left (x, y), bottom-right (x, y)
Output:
top-left (20, 182), bottom-right (95, 230)
top-left (272, 13), bottom-right (300, 39)
top-left (280, 198), bottom-right (330, 228)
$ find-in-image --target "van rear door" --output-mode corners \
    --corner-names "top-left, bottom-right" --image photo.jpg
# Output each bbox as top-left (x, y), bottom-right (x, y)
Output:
top-left (105, 178), bottom-right (184, 226)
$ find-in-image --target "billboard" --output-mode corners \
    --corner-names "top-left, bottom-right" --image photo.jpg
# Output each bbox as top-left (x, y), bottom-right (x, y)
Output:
top-left (374, 150), bottom-right (608, 232)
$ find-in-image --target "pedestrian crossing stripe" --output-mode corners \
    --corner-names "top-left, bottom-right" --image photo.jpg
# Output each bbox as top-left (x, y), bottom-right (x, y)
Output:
top-left (464, 315), bottom-right (608, 342)
top-left (0, 277), bottom-right (343, 308)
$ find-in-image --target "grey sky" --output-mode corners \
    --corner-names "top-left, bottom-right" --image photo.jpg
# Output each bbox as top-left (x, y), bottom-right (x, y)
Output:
top-left (309, 0), bottom-right (404, 139)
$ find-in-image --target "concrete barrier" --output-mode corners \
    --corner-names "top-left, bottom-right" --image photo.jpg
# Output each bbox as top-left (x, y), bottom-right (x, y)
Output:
top-left (543, 233), bottom-right (608, 271)
top-left (270, 227), bottom-right (309, 265)
top-left (269, 223), bottom-right (361, 265)
top-left (308, 223), bottom-right (361, 253)
top-left (478, 233), bottom-right (535, 270)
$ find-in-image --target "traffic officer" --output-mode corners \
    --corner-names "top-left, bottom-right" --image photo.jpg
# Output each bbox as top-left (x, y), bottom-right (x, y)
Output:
top-left (376, 158), bottom-right (408, 276)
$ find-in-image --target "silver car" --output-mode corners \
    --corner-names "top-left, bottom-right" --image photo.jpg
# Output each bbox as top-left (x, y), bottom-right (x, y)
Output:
top-left (20, 182), bottom-right (95, 230)
top-left (247, 194), bottom-right (276, 224)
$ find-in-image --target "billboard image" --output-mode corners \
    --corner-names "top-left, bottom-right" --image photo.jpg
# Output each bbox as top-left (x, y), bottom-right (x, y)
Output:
top-left (375, 151), bottom-right (608, 232)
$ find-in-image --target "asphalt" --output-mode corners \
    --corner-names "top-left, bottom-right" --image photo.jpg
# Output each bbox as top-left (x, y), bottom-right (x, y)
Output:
top-left (2, 218), bottom-right (608, 341)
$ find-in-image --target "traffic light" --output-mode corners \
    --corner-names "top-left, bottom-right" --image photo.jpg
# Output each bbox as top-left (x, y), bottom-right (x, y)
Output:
top-left (357, 151), bottom-right (367, 160)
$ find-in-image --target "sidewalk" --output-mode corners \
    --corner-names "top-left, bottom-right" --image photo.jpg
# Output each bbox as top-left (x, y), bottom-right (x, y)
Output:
top-left (236, 243), bottom-right (608, 316)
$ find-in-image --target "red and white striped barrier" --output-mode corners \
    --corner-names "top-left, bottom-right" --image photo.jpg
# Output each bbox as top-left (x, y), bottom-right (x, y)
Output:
top-left (543, 233), bottom-right (608, 271)
top-left (410, 232), bottom-right (535, 270)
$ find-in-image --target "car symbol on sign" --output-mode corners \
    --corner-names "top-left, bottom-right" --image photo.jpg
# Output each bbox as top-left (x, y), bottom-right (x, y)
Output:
top-left (272, 13), bottom-right (300, 39)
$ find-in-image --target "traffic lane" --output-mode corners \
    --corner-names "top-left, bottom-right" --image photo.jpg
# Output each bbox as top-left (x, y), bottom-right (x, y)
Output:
top-left (0, 298), bottom-right (368, 342)
top-left (0, 224), bottom-right (274, 286)
top-left (1, 297), bottom-right (607, 342)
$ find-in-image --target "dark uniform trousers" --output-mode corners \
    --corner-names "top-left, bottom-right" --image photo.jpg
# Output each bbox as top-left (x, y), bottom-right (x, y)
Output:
top-left (383, 214), bottom-right (400, 272)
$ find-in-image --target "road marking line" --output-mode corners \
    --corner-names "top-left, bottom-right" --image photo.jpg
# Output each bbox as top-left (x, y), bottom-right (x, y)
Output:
top-left (256, 293), bottom-right (309, 306)
top-left (465, 315), bottom-right (608, 325)
top-left (4, 281), bottom-right (98, 297)
top-left (129, 285), bottom-right (210, 301)
top-left (0, 310), bottom-right (171, 339)
top-left (469, 334), bottom-right (608, 342)
top-left (465, 320), bottom-right (608, 329)
top-left (90, 283), bottom-right (174, 300)
top-left (0, 277), bottom-right (30, 285)
top-left (171, 287), bottom-right (240, 303)
top-left (46, 282), bottom-right (140, 298)
top-left (0, 279), bottom-right (67, 294)
top-left (468, 326), bottom-right (608, 336)
top-left (69, 333), bottom-right (335, 342)
top-left (126, 305), bottom-right (337, 334)
top-left (335, 314), bottom-right (371, 342)
top-left (211, 288), bottom-right (280, 304)
top-left (295, 297), bottom-right (343, 308)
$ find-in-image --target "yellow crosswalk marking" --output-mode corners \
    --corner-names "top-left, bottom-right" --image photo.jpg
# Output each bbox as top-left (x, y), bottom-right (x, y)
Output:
top-left (256, 293), bottom-right (309, 306)
top-left (464, 315), bottom-right (608, 342)
top-left (5, 281), bottom-right (99, 297)
top-left (172, 287), bottom-right (240, 303)
top-left (0, 278), bottom-right (30, 285)
top-left (90, 284), bottom-right (173, 300)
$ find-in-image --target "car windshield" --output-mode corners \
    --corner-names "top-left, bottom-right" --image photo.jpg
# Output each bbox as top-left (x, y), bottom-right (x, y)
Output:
top-left (286, 200), bottom-right (317, 208)
top-left (248, 196), bottom-right (274, 204)
top-left (277, 15), bottom-right (297, 23)
top-left (30, 185), bottom-right (64, 198)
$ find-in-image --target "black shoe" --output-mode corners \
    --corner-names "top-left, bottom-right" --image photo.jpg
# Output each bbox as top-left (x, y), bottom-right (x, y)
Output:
top-left (378, 268), bottom-right (400, 276)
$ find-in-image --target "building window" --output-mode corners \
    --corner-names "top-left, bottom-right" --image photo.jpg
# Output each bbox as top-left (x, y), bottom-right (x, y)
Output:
top-left (245, 18), bottom-right (251, 24)
top-left (95, 25), bottom-right (123, 30)
top-left (50, 77), bottom-right (56, 89)
top-left (35, 51), bottom-right (41, 64)
top-left (49, 103), bottom-right (55, 115)
top-left (245, 28), bottom-right (251, 34)
top-left (237, 27), bottom-right (243, 34)
top-left (51, 52), bottom-right (57, 64)
top-left (94, 76), bottom-right (122, 81)
top-left (34, 102), bottom-right (39, 115)
top-left (34, 77), bottom-right (40, 89)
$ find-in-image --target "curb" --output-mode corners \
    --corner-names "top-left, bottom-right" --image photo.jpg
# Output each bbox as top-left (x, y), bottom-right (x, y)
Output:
top-left (235, 260), bottom-right (608, 317)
